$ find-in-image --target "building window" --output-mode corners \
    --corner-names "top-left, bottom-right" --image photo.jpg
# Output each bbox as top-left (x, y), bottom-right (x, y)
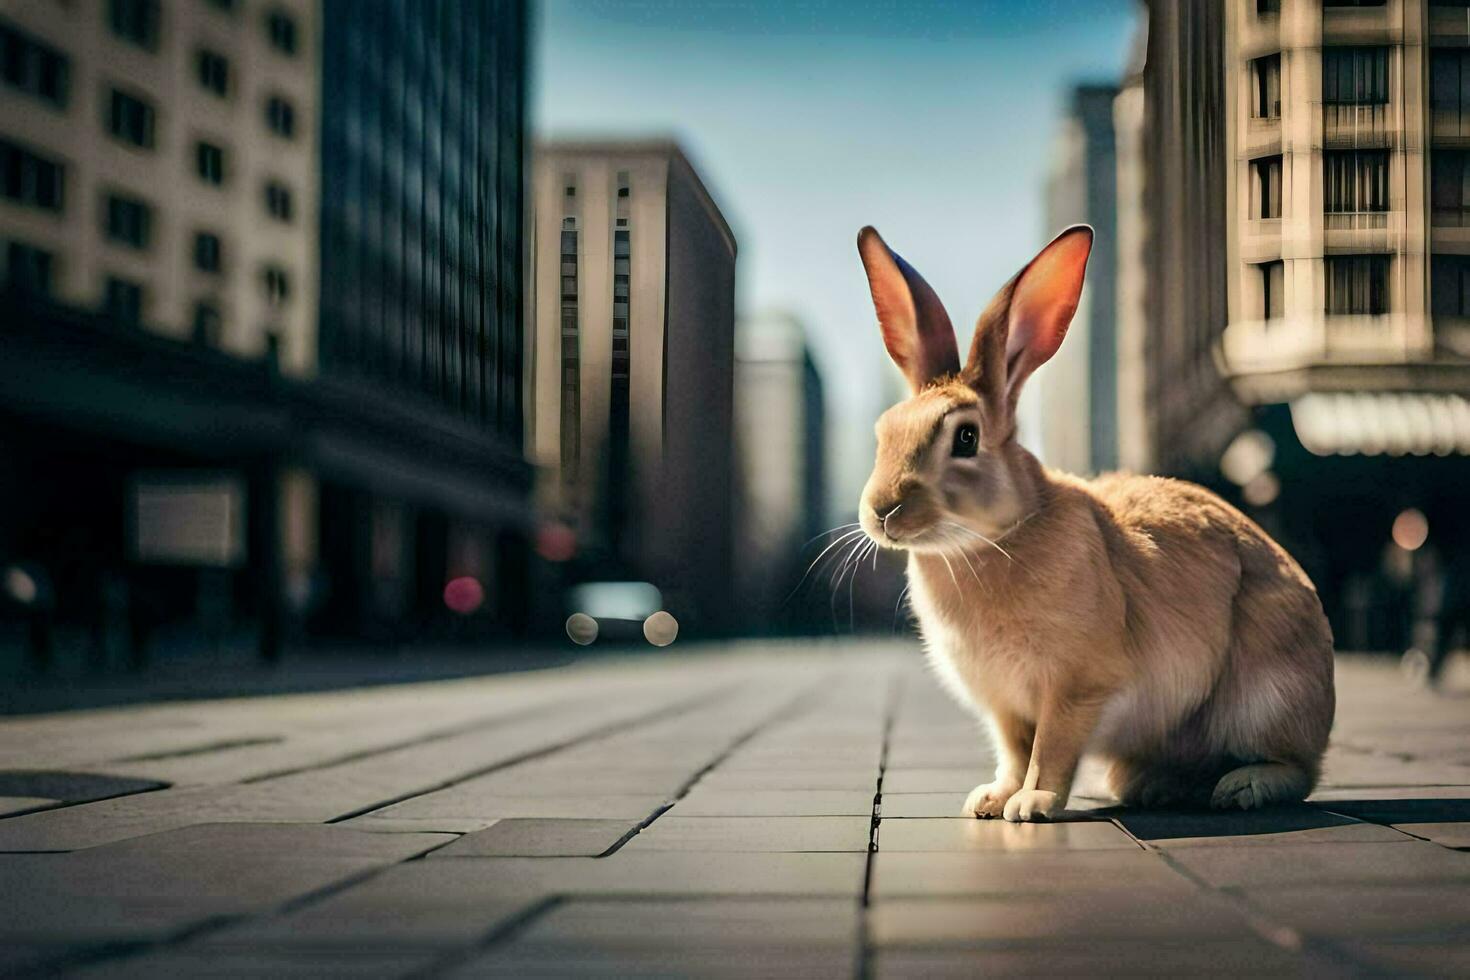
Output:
top-left (204, 0), bottom-right (236, 12)
top-left (1325, 255), bottom-right (1388, 315)
top-left (262, 263), bottom-right (290, 305)
top-left (4, 240), bottom-right (53, 296)
top-left (1251, 155), bottom-right (1282, 219)
top-left (265, 8), bottom-right (297, 55)
top-left (196, 49), bottom-right (228, 97)
top-left (1432, 255), bottom-right (1470, 316)
top-left (559, 219), bottom-right (580, 481)
top-left (0, 137), bottom-right (64, 211)
top-left (1324, 150), bottom-right (1388, 213)
top-left (265, 94), bottom-right (295, 138)
top-left (107, 88), bottom-right (155, 149)
top-left (192, 301), bottom-right (222, 345)
top-left (1251, 54), bottom-right (1280, 120)
top-left (1323, 47), bottom-right (1389, 105)
top-left (1257, 0), bottom-right (1280, 13)
top-left (1431, 50), bottom-right (1470, 118)
top-left (196, 141), bottom-right (225, 185)
top-left (264, 180), bottom-right (293, 221)
top-left (564, 185), bottom-right (575, 198)
top-left (1323, 0), bottom-right (1385, 6)
top-left (108, 0), bottom-right (159, 50)
top-left (1, 19), bottom-right (69, 108)
top-left (104, 275), bottom-right (144, 324)
top-left (193, 230), bottom-right (222, 273)
top-left (104, 193), bottom-right (151, 249)
top-left (1259, 261), bottom-right (1283, 320)
top-left (1432, 150), bottom-right (1470, 225)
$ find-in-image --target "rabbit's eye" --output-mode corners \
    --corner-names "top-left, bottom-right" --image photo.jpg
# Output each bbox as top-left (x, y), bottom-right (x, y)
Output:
top-left (952, 423), bottom-right (978, 458)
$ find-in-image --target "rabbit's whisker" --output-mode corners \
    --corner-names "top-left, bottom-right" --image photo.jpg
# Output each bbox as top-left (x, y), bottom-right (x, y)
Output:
top-left (786, 528), bottom-right (867, 604)
top-left (943, 521), bottom-right (1017, 564)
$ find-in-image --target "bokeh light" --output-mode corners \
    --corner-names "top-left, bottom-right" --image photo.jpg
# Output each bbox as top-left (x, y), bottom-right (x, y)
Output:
top-left (1392, 509), bottom-right (1429, 552)
top-left (566, 612), bottom-right (599, 645)
top-left (643, 610), bottom-right (679, 647)
top-left (442, 576), bottom-right (485, 615)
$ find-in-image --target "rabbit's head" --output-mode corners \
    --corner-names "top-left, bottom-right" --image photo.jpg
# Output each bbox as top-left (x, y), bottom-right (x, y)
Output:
top-left (856, 225), bottom-right (1092, 553)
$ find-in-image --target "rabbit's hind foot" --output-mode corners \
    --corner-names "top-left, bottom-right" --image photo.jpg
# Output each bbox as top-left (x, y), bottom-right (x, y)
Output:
top-left (1209, 762), bottom-right (1311, 811)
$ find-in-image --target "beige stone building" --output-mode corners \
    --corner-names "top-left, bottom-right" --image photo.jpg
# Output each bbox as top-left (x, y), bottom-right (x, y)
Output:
top-left (528, 140), bottom-right (737, 631)
top-left (1116, 0), bottom-right (1470, 650)
top-left (0, 0), bottom-right (317, 375)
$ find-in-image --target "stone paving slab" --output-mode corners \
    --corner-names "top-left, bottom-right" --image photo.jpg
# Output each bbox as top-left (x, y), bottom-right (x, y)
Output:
top-left (876, 817), bottom-right (1140, 852)
top-left (1, 645), bottom-right (1469, 976)
top-left (673, 789), bottom-right (875, 817)
top-left (1235, 881), bottom-right (1470, 939)
top-left (451, 942), bottom-right (858, 979)
top-left (515, 897), bottom-right (861, 946)
top-left (869, 891), bottom-right (1254, 944)
top-left (1166, 839), bottom-right (1470, 888)
top-left (872, 939), bottom-right (1322, 978)
top-left (870, 849), bottom-right (1197, 898)
top-left (0, 823), bottom-right (451, 945)
top-left (625, 816), bottom-right (872, 852)
top-left (431, 819), bottom-right (636, 858)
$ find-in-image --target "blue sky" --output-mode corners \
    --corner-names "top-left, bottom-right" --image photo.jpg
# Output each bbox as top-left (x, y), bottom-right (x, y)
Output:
top-left (533, 0), bottom-right (1139, 516)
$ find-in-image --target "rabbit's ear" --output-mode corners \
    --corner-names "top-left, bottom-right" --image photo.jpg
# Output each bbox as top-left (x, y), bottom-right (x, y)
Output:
top-left (857, 226), bottom-right (960, 393)
top-left (964, 225), bottom-right (1093, 438)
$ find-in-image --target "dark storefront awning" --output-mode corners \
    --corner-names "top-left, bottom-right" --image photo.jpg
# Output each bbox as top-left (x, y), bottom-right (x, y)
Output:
top-left (0, 299), bottom-right (533, 527)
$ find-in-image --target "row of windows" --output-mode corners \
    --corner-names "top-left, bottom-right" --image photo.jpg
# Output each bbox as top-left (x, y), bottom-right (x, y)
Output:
top-left (1254, 256), bottom-right (1388, 318)
top-left (1249, 47), bottom-right (1388, 120)
top-left (1249, 46), bottom-right (1470, 122)
top-left (1248, 150), bottom-right (1389, 219)
top-left (1, 17), bottom-right (67, 107)
top-left (2, 131), bottom-right (295, 223)
top-left (106, 85), bottom-right (298, 151)
top-left (1248, 149), bottom-right (1470, 223)
top-left (1257, 1), bottom-right (1470, 14)
top-left (107, 0), bottom-right (298, 57)
top-left (1256, 253), bottom-right (1470, 319)
top-left (559, 218), bottom-right (580, 481)
top-left (2, 237), bottom-right (290, 346)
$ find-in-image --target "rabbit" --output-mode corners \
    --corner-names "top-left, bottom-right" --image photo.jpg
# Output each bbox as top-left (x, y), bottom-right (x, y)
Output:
top-left (855, 223), bottom-right (1335, 822)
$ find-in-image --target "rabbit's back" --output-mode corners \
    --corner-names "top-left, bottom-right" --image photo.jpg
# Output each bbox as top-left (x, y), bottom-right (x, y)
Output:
top-left (1083, 471), bottom-right (1335, 778)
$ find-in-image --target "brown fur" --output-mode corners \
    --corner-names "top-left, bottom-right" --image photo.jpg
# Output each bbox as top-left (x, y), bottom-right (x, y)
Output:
top-left (855, 226), bottom-right (1335, 821)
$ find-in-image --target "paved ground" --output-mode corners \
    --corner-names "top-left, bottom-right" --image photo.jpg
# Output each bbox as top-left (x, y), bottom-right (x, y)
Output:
top-left (2, 640), bottom-right (1469, 978)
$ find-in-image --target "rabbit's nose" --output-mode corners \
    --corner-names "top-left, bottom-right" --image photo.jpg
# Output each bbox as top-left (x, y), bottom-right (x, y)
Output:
top-left (879, 503), bottom-right (904, 534)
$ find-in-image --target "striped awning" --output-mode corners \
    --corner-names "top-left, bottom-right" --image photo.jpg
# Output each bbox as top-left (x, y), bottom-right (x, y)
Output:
top-left (1290, 392), bottom-right (1470, 457)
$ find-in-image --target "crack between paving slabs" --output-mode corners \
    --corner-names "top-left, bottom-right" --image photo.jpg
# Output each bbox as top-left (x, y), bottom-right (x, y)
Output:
top-left (326, 682), bottom-right (742, 825)
top-left (594, 676), bottom-right (837, 858)
top-left (855, 669), bottom-right (902, 980)
top-left (13, 688), bottom-right (745, 976)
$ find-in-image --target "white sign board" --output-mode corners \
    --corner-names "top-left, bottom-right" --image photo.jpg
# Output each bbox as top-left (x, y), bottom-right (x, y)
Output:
top-left (130, 473), bottom-right (246, 567)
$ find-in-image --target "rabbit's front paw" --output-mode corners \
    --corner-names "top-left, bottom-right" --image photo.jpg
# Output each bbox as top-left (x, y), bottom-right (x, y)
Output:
top-left (963, 778), bottom-right (1021, 819)
top-left (1002, 788), bottom-right (1059, 823)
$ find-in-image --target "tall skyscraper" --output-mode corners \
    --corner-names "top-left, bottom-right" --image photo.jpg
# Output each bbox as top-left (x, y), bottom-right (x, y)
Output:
top-left (1041, 84), bottom-right (1121, 475)
top-left (312, 0), bottom-right (532, 640)
top-left (529, 140), bottom-right (737, 633)
top-left (734, 312), bottom-right (827, 625)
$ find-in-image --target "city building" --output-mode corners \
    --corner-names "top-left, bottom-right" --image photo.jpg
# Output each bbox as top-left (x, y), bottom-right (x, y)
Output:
top-left (528, 140), bottom-right (738, 634)
top-left (0, 0), bottom-right (532, 669)
top-left (1120, 0), bottom-right (1470, 650)
top-left (313, 0), bottom-right (532, 641)
top-left (734, 312), bottom-right (827, 627)
top-left (1040, 84), bottom-right (1121, 475)
top-left (0, 0), bottom-right (317, 370)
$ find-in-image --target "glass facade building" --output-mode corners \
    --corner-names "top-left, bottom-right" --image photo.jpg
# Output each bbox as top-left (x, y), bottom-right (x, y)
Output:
top-left (318, 0), bottom-right (527, 448)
